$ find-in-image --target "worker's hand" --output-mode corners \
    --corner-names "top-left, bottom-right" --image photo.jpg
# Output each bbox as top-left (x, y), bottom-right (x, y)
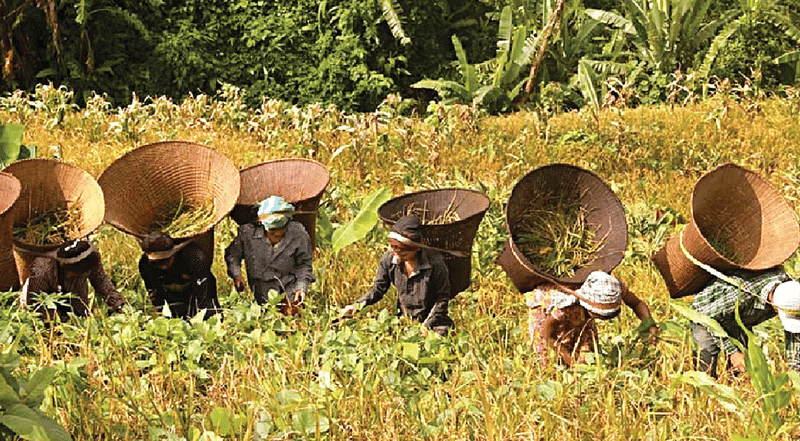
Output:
top-left (293, 290), bottom-right (305, 305)
top-left (341, 303), bottom-right (360, 317)
top-left (233, 275), bottom-right (246, 292)
top-left (729, 351), bottom-right (747, 374)
top-left (647, 324), bottom-right (660, 345)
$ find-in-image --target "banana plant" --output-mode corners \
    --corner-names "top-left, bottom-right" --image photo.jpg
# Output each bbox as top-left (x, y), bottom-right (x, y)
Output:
top-left (587, 0), bottom-right (718, 74)
top-left (0, 123), bottom-right (35, 168)
top-left (698, 0), bottom-right (800, 83)
top-left (412, 6), bottom-right (538, 114)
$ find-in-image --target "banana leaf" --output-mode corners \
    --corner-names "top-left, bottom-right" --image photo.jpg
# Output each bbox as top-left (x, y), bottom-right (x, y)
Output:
top-left (332, 187), bottom-right (392, 254)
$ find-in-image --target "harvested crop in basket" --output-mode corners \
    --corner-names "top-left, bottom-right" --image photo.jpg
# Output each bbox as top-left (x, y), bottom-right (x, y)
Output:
top-left (151, 199), bottom-right (216, 237)
top-left (401, 199), bottom-right (462, 225)
top-left (13, 203), bottom-right (83, 246)
top-left (512, 196), bottom-right (605, 278)
top-left (704, 231), bottom-right (741, 263)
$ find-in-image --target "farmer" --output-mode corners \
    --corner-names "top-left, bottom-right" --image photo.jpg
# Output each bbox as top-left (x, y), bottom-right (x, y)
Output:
top-left (690, 267), bottom-right (800, 377)
top-left (24, 239), bottom-right (127, 321)
top-left (138, 231), bottom-right (220, 319)
top-left (527, 271), bottom-right (659, 366)
top-left (224, 195), bottom-right (314, 312)
top-left (341, 214), bottom-right (454, 336)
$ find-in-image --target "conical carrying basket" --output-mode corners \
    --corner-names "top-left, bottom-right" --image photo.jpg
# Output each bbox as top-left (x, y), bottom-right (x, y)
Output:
top-left (4, 159), bottom-right (105, 285)
top-left (652, 163), bottom-right (799, 298)
top-left (378, 188), bottom-right (490, 297)
top-left (232, 158), bottom-right (330, 248)
top-left (0, 172), bottom-right (21, 291)
top-left (497, 164), bottom-right (628, 293)
top-left (97, 141), bottom-right (240, 262)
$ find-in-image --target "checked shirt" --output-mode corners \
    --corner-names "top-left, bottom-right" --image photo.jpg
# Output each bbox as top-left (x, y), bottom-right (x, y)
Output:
top-left (691, 267), bottom-right (800, 369)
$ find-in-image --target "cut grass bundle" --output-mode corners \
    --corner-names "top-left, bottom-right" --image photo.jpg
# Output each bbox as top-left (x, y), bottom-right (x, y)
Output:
top-left (401, 198), bottom-right (462, 225)
top-left (13, 203), bottom-right (83, 246)
top-left (150, 199), bottom-right (216, 237)
top-left (704, 233), bottom-right (741, 263)
top-left (512, 195), bottom-right (604, 278)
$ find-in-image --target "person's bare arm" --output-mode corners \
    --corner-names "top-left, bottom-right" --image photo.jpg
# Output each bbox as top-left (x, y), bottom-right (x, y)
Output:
top-left (533, 310), bottom-right (568, 366)
top-left (620, 281), bottom-right (659, 344)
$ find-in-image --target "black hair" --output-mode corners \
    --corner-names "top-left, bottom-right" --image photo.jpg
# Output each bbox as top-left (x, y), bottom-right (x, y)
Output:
top-left (141, 232), bottom-right (174, 252)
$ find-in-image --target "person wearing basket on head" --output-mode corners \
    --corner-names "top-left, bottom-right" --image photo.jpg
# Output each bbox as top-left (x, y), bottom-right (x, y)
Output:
top-left (138, 232), bottom-right (220, 319)
top-left (224, 196), bottom-right (314, 313)
top-left (690, 267), bottom-right (800, 377)
top-left (23, 239), bottom-right (128, 322)
top-left (527, 271), bottom-right (659, 366)
top-left (341, 214), bottom-right (454, 336)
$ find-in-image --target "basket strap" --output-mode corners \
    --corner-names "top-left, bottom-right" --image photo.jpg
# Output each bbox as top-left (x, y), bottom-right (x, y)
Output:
top-left (676, 227), bottom-right (776, 305)
top-left (388, 232), bottom-right (469, 258)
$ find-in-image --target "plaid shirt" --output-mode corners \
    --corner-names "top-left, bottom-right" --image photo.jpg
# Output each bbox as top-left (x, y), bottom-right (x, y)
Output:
top-left (692, 268), bottom-right (790, 355)
top-left (786, 332), bottom-right (800, 370)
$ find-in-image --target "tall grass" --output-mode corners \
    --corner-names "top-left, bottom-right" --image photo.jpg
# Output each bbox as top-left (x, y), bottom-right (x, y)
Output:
top-left (2, 88), bottom-right (800, 439)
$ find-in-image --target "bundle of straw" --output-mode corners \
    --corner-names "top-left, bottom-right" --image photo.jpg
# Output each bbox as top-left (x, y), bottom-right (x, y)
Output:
top-left (401, 200), bottom-right (462, 225)
top-left (150, 199), bottom-right (217, 238)
top-left (512, 195), bottom-right (605, 278)
top-left (12, 203), bottom-right (83, 246)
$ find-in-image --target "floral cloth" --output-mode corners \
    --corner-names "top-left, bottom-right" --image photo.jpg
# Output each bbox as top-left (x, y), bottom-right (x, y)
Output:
top-left (527, 283), bottom-right (597, 365)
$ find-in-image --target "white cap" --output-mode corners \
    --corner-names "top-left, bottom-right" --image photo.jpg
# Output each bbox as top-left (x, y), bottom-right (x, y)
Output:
top-left (577, 271), bottom-right (622, 316)
top-left (773, 280), bottom-right (800, 334)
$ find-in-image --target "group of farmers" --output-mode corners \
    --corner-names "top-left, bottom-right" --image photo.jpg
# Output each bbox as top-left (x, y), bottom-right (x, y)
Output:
top-left (19, 189), bottom-right (800, 378)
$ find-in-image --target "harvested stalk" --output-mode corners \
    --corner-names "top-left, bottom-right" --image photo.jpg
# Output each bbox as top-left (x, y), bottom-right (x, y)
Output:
top-left (400, 198), bottom-right (462, 225)
top-left (704, 232), bottom-right (741, 262)
top-left (13, 203), bottom-right (83, 246)
top-left (150, 199), bottom-right (216, 237)
top-left (512, 194), bottom-right (604, 278)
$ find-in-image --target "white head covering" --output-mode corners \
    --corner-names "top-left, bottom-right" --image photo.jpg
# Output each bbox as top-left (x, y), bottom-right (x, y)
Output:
top-left (773, 280), bottom-right (800, 334)
top-left (576, 271), bottom-right (622, 316)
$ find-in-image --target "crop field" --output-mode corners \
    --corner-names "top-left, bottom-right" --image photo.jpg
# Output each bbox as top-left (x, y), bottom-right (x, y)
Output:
top-left (3, 86), bottom-right (800, 440)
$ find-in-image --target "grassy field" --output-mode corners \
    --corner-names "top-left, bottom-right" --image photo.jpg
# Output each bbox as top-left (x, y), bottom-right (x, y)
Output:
top-left (3, 86), bottom-right (800, 440)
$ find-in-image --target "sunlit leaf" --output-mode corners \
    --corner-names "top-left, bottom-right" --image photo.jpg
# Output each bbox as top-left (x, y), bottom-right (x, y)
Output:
top-left (0, 124), bottom-right (25, 168)
top-left (675, 371), bottom-right (745, 415)
top-left (331, 187), bottom-right (391, 254)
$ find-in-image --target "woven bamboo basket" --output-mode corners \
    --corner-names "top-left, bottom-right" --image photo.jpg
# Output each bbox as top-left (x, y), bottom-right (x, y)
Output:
top-left (653, 163), bottom-right (799, 298)
top-left (4, 159), bottom-right (105, 284)
top-left (97, 141), bottom-right (240, 260)
top-left (0, 172), bottom-right (21, 291)
top-left (378, 188), bottom-right (490, 297)
top-left (497, 164), bottom-right (628, 293)
top-left (231, 158), bottom-right (330, 248)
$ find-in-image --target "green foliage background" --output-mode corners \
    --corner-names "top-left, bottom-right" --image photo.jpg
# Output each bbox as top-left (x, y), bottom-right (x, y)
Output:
top-left (4, 0), bottom-right (800, 113)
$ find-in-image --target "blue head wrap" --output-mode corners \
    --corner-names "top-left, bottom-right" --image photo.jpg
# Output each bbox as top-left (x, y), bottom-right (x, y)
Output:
top-left (257, 196), bottom-right (294, 230)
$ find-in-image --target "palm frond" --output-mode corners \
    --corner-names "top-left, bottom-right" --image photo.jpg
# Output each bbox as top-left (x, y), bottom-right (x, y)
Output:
top-left (451, 35), bottom-right (478, 94)
top-left (578, 59), bottom-right (602, 113)
top-left (380, 0), bottom-right (411, 45)
top-left (585, 9), bottom-right (635, 35)
top-left (698, 22), bottom-right (739, 79)
top-left (774, 50), bottom-right (800, 65)
top-left (581, 59), bottom-right (627, 76)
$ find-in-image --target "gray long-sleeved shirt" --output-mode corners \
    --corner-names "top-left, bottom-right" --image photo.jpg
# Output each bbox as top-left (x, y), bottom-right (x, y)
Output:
top-left (358, 247), bottom-right (453, 334)
top-left (224, 220), bottom-right (315, 293)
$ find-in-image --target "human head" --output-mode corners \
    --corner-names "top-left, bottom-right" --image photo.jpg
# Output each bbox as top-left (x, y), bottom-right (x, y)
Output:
top-left (388, 215), bottom-right (422, 262)
top-left (257, 196), bottom-right (294, 231)
top-left (56, 240), bottom-right (98, 273)
top-left (577, 271), bottom-right (622, 319)
top-left (141, 232), bottom-right (178, 270)
top-left (773, 280), bottom-right (800, 333)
